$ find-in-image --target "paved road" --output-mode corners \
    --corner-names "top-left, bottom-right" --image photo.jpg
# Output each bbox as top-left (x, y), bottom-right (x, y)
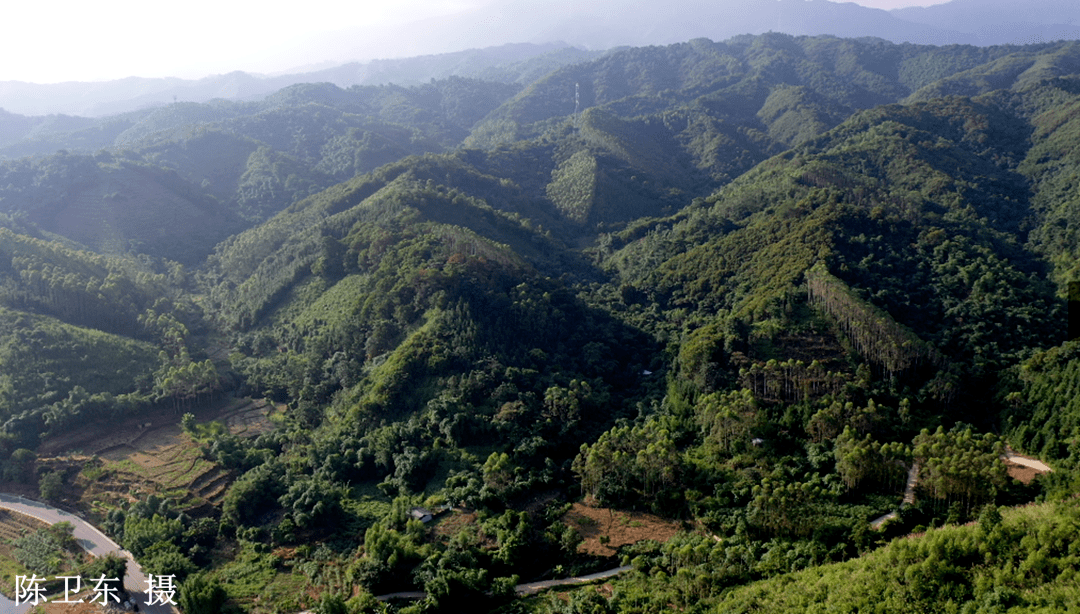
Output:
top-left (373, 565), bottom-right (635, 602)
top-left (514, 565), bottom-right (632, 595)
top-left (0, 493), bottom-right (178, 614)
top-left (870, 462), bottom-right (919, 529)
top-left (1003, 452), bottom-right (1052, 473)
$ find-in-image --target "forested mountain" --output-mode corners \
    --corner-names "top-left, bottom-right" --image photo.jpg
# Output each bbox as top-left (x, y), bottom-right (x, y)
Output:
top-left (0, 43), bottom-right (597, 117)
top-left (2, 34), bottom-right (1080, 613)
top-left (5, 0), bottom-right (1079, 118)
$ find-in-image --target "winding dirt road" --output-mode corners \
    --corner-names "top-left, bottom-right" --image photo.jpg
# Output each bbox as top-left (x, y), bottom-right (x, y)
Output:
top-left (870, 451), bottom-right (1054, 529)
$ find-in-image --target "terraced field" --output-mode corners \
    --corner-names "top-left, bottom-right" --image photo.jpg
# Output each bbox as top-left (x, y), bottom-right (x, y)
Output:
top-left (0, 508), bottom-right (52, 599)
top-left (40, 396), bottom-right (280, 515)
top-left (0, 507), bottom-right (49, 541)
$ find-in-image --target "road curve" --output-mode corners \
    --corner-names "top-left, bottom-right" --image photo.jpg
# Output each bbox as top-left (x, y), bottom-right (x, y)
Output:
top-left (0, 493), bottom-right (178, 614)
top-left (870, 462), bottom-right (919, 529)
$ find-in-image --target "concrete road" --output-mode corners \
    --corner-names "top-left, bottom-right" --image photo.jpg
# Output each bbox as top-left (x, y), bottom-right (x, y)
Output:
top-left (514, 565), bottom-right (632, 595)
top-left (373, 565), bottom-right (636, 603)
top-left (870, 462), bottom-right (920, 529)
top-left (0, 493), bottom-right (179, 614)
top-left (1003, 452), bottom-right (1052, 473)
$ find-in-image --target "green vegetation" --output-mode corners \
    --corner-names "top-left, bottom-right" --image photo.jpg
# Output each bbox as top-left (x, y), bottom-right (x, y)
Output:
top-left (3, 33), bottom-right (1080, 614)
top-left (12, 523), bottom-right (79, 576)
top-left (519, 499), bottom-right (1080, 613)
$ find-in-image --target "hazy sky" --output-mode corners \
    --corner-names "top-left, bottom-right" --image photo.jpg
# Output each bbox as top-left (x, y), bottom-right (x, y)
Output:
top-left (2, 0), bottom-right (949, 84)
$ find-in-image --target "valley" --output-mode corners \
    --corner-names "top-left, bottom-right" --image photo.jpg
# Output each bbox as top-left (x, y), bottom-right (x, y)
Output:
top-left (1, 33), bottom-right (1080, 613)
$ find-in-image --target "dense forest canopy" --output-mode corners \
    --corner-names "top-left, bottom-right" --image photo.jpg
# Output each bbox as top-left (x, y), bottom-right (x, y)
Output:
top-left (1, 33), bottom-right (1080, 613)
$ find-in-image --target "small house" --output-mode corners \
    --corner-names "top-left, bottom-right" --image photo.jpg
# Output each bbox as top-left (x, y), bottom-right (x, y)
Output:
top-left (410, 507), bottom-right (434, 523)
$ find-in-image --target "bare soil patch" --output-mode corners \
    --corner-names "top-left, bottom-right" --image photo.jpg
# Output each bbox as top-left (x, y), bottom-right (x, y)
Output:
top-left (562, 502), bottom-right (680, 557)
top-left (0, 508), bottom-right (49, 540)
top-left (39, 397), bottom-right (278, 458)
top-left (432, 510), bottom-right (478, 540)
top-left (1004, 460), bottom-right (1042, 484)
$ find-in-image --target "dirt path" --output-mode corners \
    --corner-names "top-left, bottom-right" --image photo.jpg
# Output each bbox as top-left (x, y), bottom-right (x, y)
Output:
top-left (870, 450), bottom-right (1054, 529)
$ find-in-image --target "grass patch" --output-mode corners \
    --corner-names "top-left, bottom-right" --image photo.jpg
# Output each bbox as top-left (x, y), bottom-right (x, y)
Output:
top-left (247, 570), bottom-right (310, 614)
top-left (108, 457), bottom-right (151, 479)
top-left (341, 486), bottom-right (394, 536)
top-left (0, 553), bottom-right (34, 599)
top-left (188, 420), bottom-right (230, 443)
top-left (214, 547), bottom-right (283, 603)
top-left (80, 461), bottom-right (108, 482)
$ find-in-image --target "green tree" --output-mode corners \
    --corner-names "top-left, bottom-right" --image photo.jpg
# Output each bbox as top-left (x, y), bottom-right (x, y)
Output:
top-left (315, 593), bottom-right (349, 614)
top-left (177, 573), bottom-right (227, 614)
top-left (124, 513), bottom-right (184, 558)
top-left (80, 553), bottom-right (127, 598)
top-left (38, 470), bottom-right (63, 501)
top-left (3, 448), bottom-right (36, 483)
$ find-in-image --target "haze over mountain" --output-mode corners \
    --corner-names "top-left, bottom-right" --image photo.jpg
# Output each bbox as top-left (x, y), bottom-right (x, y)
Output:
top-left (2, 0), bottom-right (1078, 117)
top-left (4, 28), bottom-right (1080, 613)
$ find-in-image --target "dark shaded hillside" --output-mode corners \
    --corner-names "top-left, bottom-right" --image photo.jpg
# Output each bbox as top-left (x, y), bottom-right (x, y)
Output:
top-left (4, 34), bottom-right (1080, 614)
top-left (0, 151), bottom-right (244, 263)
top-left (201, 152), bottom-right (588, 331)
top-left (0, 220), bottom-right (210, 449)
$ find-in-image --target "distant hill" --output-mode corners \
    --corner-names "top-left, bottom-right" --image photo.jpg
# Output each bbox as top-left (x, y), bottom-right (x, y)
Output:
top-left (5, 33), bottom-right (1080, 614)
top-left (0, 43), bottom-right (598, 117)
top-left (893, 0), bottom-right (1080, 45)
top-left (3, 0), bottom-right (1079, 118)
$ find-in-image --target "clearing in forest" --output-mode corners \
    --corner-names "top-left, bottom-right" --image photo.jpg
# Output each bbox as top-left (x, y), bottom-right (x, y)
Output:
top-left (563, 502), bottom-right (681, 556)
top-left (35, 396), bottom-right (281, 515)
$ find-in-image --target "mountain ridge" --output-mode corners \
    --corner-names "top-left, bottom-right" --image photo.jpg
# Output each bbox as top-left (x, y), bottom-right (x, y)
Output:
top-left (4, 0), bottom-right (1080, 117)
top-left (1, 33), bottom-right (1079, 614)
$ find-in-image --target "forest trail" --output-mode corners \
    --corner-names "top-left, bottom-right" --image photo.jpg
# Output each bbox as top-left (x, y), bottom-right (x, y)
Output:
top-left (870, 462), bottom-right (919, 529)
top-left (902, 462), bottom-right (919, 506)
top-left (871, 451), bottom-right (1053, 529)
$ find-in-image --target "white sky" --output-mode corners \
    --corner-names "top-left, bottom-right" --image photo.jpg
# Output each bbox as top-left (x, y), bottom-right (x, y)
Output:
top-left (1, 0), bottom-right (949, 84)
